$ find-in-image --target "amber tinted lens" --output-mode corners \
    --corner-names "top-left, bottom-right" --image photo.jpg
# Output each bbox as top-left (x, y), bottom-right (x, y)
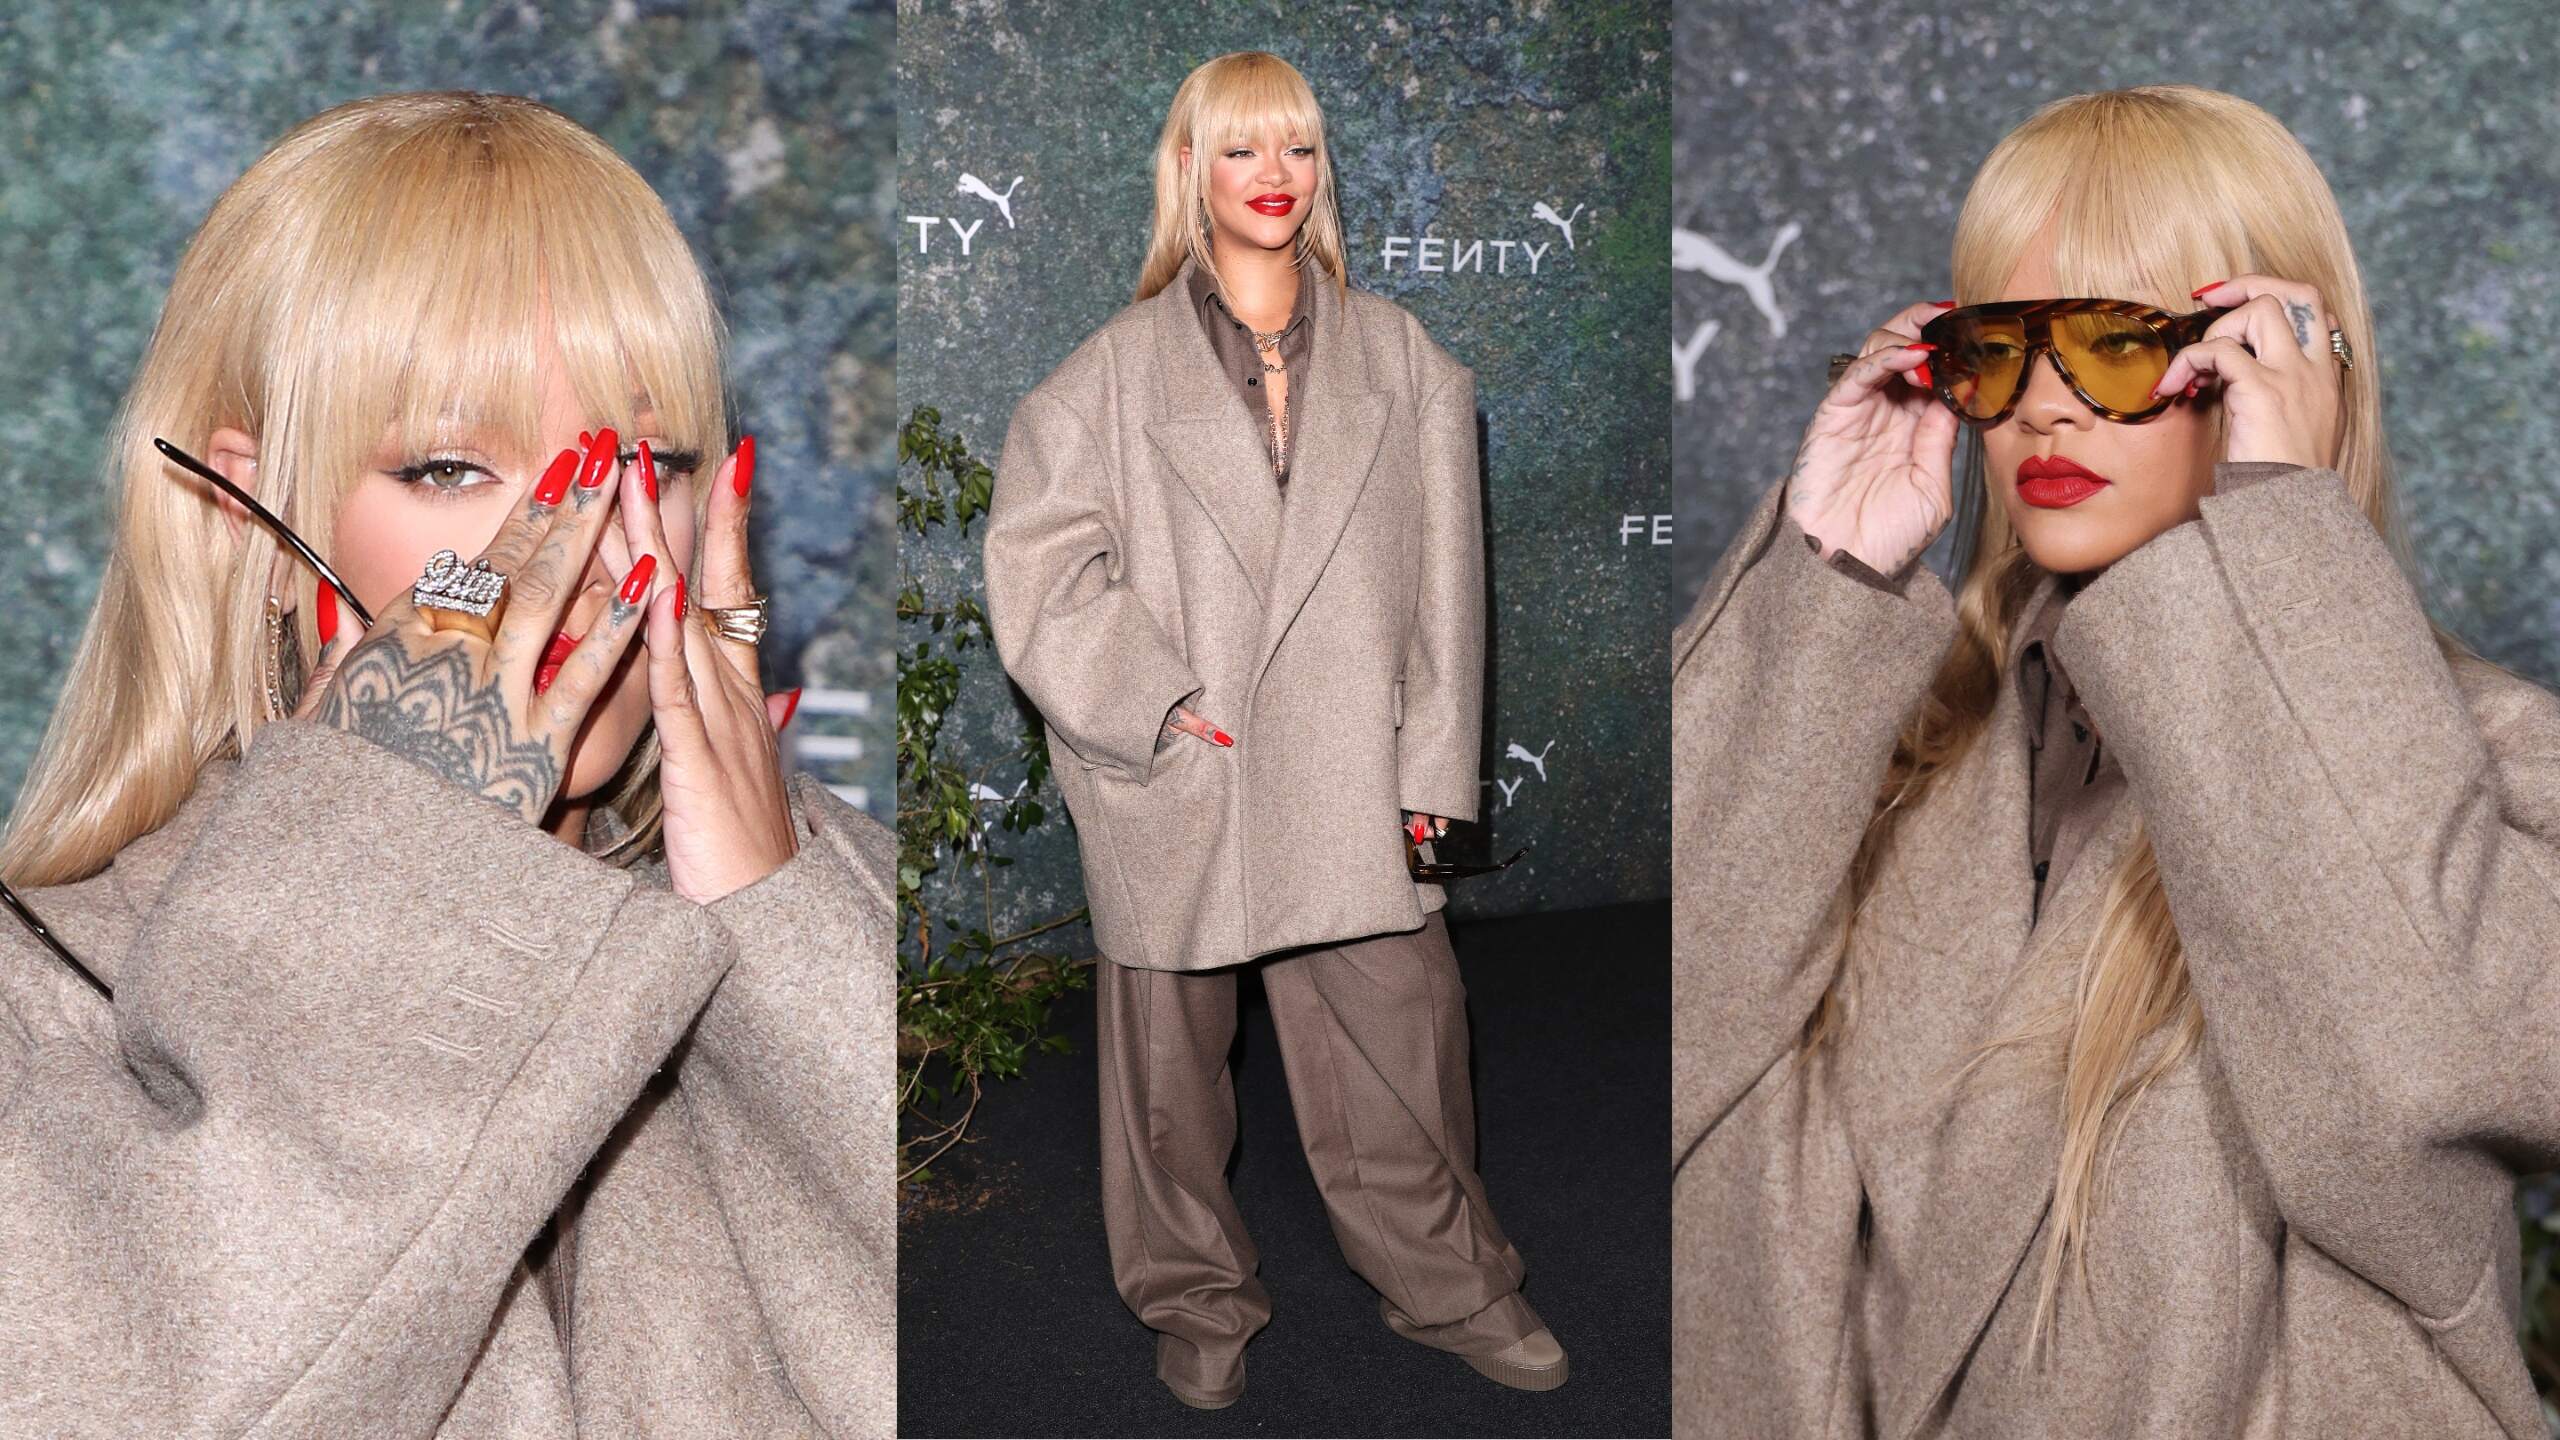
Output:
top-left (2054, 311), bottom-right (2173, 413)
top-left (1936, 314), bottom-right (2027, 420)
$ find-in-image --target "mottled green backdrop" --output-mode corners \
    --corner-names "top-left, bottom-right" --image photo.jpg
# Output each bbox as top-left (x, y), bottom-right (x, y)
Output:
top-left (1673, 2), bottom-right (2560, 692)
top-left (900, 0), bottom-right (1674, 946)
top-left (0, 0), bottom-right (893, 817)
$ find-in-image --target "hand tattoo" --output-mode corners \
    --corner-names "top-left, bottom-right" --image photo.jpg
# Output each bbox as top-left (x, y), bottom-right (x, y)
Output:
top-left (2285, 299), bottom-right (2318, 354)
top-left (318, 632), bottom-right (561, 821)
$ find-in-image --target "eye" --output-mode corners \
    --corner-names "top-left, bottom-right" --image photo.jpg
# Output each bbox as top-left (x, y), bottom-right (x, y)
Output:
top-left (1224, 147), bottom-right (1254, 160)
top-left (622, 445), bottom-right (704, 477)
top-left (1286, 145), bottom-right (1315, 157)
top-left (388, 457), bottom-right (499, 497)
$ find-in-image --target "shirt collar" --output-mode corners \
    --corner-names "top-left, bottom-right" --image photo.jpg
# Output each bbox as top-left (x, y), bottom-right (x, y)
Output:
top-left (1187, 258), bottom-right (1308, 337)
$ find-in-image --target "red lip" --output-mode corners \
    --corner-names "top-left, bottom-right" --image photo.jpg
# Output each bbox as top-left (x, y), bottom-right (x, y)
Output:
top-left (2016, 455), bottom-right (2111, 509)
top-left (533, 629), bottom-right (580, 694)
top-left (1246, 193), bottom-right (1297, 216)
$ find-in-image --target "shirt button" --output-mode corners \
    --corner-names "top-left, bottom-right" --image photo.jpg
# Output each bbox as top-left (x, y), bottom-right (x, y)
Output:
top-left (2034, 860), bottom-right (2050, 882)
top-left (1247, 377), bottom-right (1259, 386)
top-left (2070, 721), bottom-right (2088, 742)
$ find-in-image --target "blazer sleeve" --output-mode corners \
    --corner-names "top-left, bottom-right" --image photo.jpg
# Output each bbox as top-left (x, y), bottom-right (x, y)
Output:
top-left (1396, 364), bottom-right (1488, 822)
top-left (2053, 463), bottom-right (2560, 1340)
top-left (1671, 475), bottom-right (1960, 1169)
top-left (673, 774), bottom-right (897, 1440)
top-left (982, 389), bottom-right (1203, 785)
top-left (0, 718), bottom-right (735, 1438)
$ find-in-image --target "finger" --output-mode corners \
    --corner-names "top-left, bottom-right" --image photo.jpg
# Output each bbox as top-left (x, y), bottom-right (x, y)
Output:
top-left (2153, 335), bottom-right (2272, 399)
top-left (528, 558), bottom-right (652, 738)
top-left (765, 686), bottom-right (804, 734)
top-left (2209, 294), bottom-right (2306, 371)
top-left (698, 436), bottom-right (762, 679)
top-left (644, 581), bottom-right (715, 765)
top-left (1870, 298), bottom-right (1958, 344)
top-left (677, 584), bottom-right (766, 752)
top-left (467, 442), bottom-right (585, 590)
top-left (1829, 341), bottom-right (1937, 404)
top-left (500, 429), bottom-right (626, 660)
top-left (2192, 275), bottom-right (2329, 359)
top-left (621, 439), bottom-right (696, 668)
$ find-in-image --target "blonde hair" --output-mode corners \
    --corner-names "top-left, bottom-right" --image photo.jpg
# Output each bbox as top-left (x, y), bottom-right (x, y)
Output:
top-left (1135, 51), bottom-right (1349, 305)
top-left (0, 91), bottom-right (727, 888)
top-left (1808, 85), bottom-right (2480, 1353)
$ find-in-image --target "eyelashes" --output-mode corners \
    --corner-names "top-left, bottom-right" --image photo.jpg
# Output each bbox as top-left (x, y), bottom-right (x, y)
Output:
top-left (386, 446), bottom-right (704, 500)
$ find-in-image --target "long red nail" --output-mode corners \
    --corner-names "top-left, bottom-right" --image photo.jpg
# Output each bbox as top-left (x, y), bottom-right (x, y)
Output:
top-left (619, 553), bottom-right (657, 605)
top-left (317, 583), bottom-right (339, 646)
top-left (2184, 380), bottom-right (2201, 399)
top-left (534, 629), bottom-right (578, 695)
top-left (1910, 363), bottom-right (1934, 388)
top-left (637, 440), bottom-right (657, 503)
top-left (1906, 342), bottom-right (1938, 353)
top-left (533, 447), bottom-right (579, 506)
top-left (733, 434), bottom-right (756, 498)
top-left (2190, 279), bottom-right (2228, 298)
top-left (1211, 728), bottom-right (1233, 747)
top-left (579, 427), bottom-right (618, 489)
top-left (1933, 299), bottom-right (1957, 308)
top-left (1410, 818), bottom-right (1427, 842)
top-left (673, 572), bottom-right (687, 621)
top-left (779, 685), bottom-right (803, 730)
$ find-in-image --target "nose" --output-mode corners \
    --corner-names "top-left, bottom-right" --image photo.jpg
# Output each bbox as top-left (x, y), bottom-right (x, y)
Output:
top-left (2010, 350), bottom-right (2095, 436)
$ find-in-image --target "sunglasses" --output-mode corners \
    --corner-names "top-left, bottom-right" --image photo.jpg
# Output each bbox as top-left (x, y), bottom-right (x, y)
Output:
top-left (0, 438), bottom-right (365, 1002)
top-left (1833, 299), bottom-right (2224, 426)
top-left (1405, 827), bottom-right (1528, 882)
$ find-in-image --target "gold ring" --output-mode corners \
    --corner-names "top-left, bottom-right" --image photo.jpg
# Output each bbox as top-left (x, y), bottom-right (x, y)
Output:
top-left (701, 595), bottom-right (768, 645)
top-left (413, 549), bottom-right (509, 643)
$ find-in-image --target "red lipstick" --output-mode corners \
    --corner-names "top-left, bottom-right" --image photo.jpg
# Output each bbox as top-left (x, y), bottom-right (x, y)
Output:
top-left (534, 629), bottom-right (579, 694)
top-left (2016, 455), bottom-right (2111, 509)
top-left (1247, 192), bottom-right (1297, 217)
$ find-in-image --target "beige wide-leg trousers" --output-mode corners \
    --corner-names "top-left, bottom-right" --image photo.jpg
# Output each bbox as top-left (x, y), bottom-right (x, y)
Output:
top-left (1095, 911), bottom-right (1539, 1396)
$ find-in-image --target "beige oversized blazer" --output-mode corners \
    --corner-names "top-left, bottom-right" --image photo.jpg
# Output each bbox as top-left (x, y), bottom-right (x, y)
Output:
top-left (0, 717), bottom-right (895, 1437)
top-left (983, 256), bottom-right (1485, 973)
top-left (1672, 464), bottom-right (2560, 1437)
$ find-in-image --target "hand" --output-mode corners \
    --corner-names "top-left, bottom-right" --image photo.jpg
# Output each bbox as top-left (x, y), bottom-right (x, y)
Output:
top-left (1402, 811), bottom-right (1448, 844)
top-left (1785, 300), bottom-right (1962, 577)
top-left (315, 431), bottom-right (650, 824)
top-left (2152, 275), bottom-right (2345, 472)
top-left (1160, 702), bottom-right (1235, 750)
top-left (624, 436), bottom-right (802, 904)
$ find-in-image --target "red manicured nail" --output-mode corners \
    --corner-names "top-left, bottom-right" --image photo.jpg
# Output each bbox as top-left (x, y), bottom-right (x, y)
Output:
top-left (579, 427), bottom-right (618, 489)
top-left (2190, 279), bottom-right (2227, 298)
top-left (1910, 363), bottom-right (1934, 388)
top-left (619, 552), bottom-right (657, 605)
top-left (1933, 299), bottom-right (1957, 308)
top-left (2184, 380), bottom-right (2201, 399)
top-left (778, 685), bottom-right (804, 730)
top-left (533, 447), bottom-right (579, 506)
top-left (637, 440), bottom-right (657, 503)
top-left (1211, 728), bottom-right (1233, 747)
top-left (316, 583), bottom-right (339, 646)
top-left (673, 572), bottom-right (687, 621)
top-left (733, 434), bottom-right (756, 498)
top-left (534, 629), bottom-right (579, 694)
top-left (578, 430), bottom-right (593, 448)
top-left (1410, 818), bottom-right (1428, 842)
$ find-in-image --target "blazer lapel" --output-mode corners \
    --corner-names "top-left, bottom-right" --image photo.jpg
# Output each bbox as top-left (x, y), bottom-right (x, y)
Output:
top-left (1142, 259), bottom-right (1285, 605)
top-left (1252, 268), bottom-right (1389, 686)
top-left (1881, 575), bottom-right (2150, 1439)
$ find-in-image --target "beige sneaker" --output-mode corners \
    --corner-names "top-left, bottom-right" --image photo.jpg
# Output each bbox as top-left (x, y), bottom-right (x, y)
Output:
top-left (1463, 1326), bottom-right (1569, 1391)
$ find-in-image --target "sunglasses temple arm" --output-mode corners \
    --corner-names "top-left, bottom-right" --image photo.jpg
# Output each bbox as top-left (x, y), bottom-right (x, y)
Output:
top-left (150, 438), bottom-right (376, 629)
top-left (0, 875), bottom-right (111, 1001)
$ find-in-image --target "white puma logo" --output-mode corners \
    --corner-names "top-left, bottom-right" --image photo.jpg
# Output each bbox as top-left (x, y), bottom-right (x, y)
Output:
top-left (1504, 739), bottom-right (1556, 784)
top-left (1673, 318), bottom-right (1720, 404)
top-left (1531, 200), bottom-right (1585, 251)
top-left (1672, 221), bottom-right (1800, 338)
top-left (957, 173), bottom-right (1024, 229)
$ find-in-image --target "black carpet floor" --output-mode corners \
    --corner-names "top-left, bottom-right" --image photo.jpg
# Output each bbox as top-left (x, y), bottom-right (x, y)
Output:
top-left (897, 900), bottom-right (1671, 1438)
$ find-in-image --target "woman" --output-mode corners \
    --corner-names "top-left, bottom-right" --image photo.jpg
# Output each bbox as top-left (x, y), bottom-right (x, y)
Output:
top-left (1673, 85), bottom-right (2560, 1437)
top-left (0, 93), bottom-right (894, 1437)
top-left (983, 51), bottom-right (1567, 1410)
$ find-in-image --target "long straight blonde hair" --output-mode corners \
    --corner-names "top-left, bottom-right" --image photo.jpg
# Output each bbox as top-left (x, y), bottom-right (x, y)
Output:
top-left (1811, 85), bottom-right (2484, 1351)
top-left (0, 91), bottom-right (727, 888)
top-left (1134, 51), bottom-right (1349, 306)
